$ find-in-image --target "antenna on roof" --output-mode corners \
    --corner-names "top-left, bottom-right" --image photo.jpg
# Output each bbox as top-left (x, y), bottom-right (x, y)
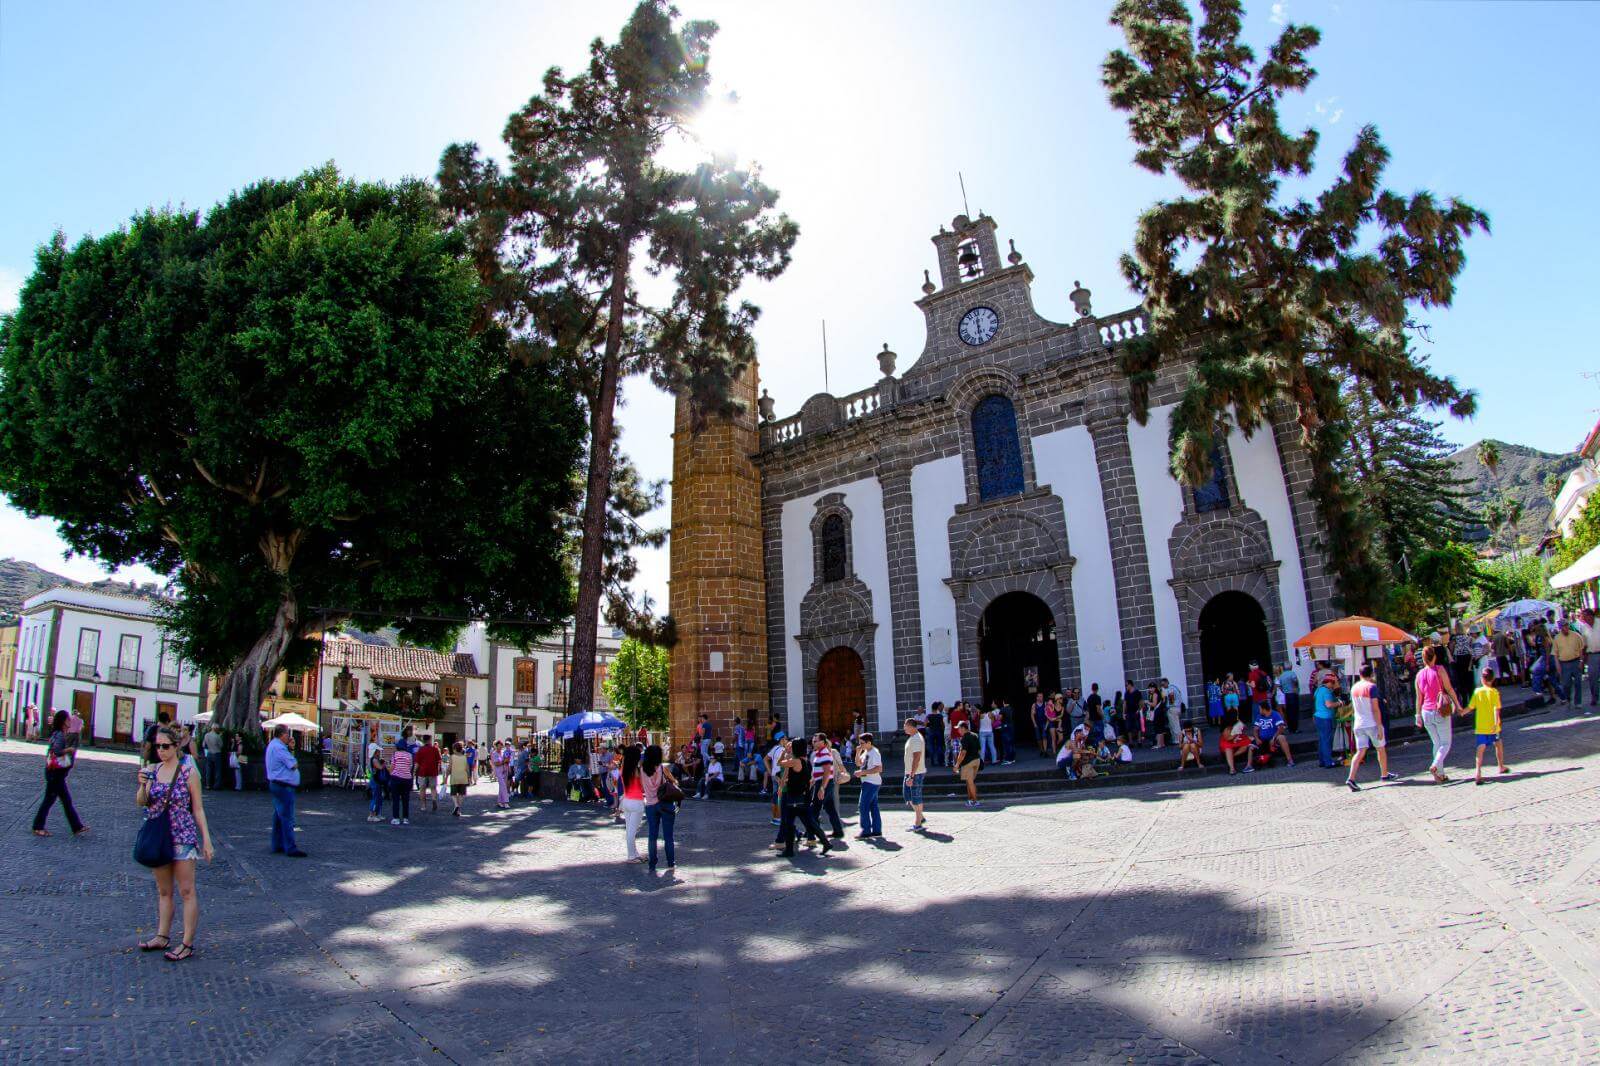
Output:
top-left (822, 319), bottom-right (830, 395)
top-left (959, 172), bottom-right (970, 217)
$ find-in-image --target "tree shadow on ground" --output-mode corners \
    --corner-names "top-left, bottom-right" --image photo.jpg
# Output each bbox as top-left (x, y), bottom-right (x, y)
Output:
top-left (0, 743), bottom-right (1489, 1064)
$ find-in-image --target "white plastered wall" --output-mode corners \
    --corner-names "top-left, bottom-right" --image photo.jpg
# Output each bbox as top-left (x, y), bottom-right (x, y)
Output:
top-left (1228, 424), bottom-right (1316, 688)
top-left (1033, 425), bottom-right (1126, 691)
top-left (780, 476), bottom-right (897, 734)
top-left (910, 455), bottom-right (964, 704)
top-left (1127, 405), bottom-right (1190, 685)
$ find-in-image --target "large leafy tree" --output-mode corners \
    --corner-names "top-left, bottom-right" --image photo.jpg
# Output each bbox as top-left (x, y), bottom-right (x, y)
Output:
top-left (0, 166), bottom-right (585, 730)
top-left (602, 636), bottom-right (670, 730)
top-left (1104, 0), bottom-right (1488, 611)
top-left (438, 0), bottom-right (797, 715)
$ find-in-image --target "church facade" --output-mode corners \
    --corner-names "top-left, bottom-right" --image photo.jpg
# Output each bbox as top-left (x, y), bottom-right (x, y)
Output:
top-left (669, 213), bottom-right (1336, 746)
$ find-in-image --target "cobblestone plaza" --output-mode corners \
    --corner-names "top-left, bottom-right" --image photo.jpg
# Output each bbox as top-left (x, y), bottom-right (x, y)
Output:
top-left (4, 709), bottom-right (1599, 1064)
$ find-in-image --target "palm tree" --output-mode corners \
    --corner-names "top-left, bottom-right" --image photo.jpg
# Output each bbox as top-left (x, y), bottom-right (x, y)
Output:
top-left (1478, 440), bottom-right (1501, 479)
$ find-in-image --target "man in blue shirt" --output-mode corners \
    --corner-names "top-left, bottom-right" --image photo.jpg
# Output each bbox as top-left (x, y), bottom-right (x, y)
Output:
top-left (1312, 674), bottom-right (1344, 769)
top-left (1276, 665), bottom-right (1301, 732)
top-left (1254, 703), bottom-right (1294, 766)
top-left (265, 724), bottom-right (307, 857)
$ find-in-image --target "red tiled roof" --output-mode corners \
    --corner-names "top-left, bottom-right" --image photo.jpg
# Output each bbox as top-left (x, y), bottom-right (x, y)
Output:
top-left (1580, 416), bottom-right (1600, 459)
top-left (323, 638), bottom-right (483, 682)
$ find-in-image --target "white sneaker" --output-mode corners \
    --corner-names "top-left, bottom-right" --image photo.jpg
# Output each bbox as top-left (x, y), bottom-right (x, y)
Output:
top-left (402, 819), bottom-right (410, 825)
top-left (390, 818), bottom-right (400, 825)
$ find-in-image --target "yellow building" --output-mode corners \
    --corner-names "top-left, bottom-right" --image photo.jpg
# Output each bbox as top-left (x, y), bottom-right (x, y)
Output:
top-left (204, 665), bottom-right (318, 721)
top-left (1, 622), bottom-right (18, 736)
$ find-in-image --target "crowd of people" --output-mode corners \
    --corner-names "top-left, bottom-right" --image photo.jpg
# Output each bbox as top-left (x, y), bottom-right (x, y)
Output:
top-left (18, 600), bottom-right (1599, 967)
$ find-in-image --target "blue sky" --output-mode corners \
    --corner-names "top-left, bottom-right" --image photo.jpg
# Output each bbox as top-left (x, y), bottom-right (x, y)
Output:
top-left (2, 0), bottom-right (1597, 601)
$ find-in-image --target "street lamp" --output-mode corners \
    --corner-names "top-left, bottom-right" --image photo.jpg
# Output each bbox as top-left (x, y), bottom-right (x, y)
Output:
top-left (89, 669), bottom-right (101, 745)
top-left (472, 702), bottom-right (481, 745)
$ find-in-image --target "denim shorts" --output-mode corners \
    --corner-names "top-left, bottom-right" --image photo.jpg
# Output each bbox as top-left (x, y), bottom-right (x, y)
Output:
top-left (1476, 733), bottom-right (1500, 747)
top-left (171, 842), bottom-right (201, 862)
top-left (903, 774), bottom-right (925, 805)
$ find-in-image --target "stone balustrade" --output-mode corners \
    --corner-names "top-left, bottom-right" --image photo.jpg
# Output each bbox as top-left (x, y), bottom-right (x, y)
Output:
top-left (1097, 308), bottom-right (1148, 346)
top-left (761, 305), bottom-right (1150, 449)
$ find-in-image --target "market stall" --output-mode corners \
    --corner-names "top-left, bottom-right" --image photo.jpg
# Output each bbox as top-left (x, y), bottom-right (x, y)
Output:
top-left (1293, 615), bottom-right (1417, 755)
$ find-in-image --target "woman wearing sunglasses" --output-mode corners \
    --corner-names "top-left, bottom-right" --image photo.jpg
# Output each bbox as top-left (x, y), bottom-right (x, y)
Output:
top-left (135, 724), bottom-right (214, 961)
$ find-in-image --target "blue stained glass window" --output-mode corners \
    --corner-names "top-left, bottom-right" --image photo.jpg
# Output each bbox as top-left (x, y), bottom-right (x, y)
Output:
top-left (1194, 442), bottom-right (1231, 513)
top-left (973, 394), bottom-right (1025, 501)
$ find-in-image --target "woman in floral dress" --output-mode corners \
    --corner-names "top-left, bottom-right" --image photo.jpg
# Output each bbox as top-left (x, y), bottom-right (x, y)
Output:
top-left (135, 724), bottom-right (213, 961)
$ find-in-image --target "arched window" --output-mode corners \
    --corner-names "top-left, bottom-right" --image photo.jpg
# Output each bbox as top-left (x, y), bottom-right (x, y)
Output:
top-left (820, 513), bottom-right (847, 583)
top-left (1194, 442), bottom-right (1231, 513)
top-left (972, 394), bottom-right (1025, 501)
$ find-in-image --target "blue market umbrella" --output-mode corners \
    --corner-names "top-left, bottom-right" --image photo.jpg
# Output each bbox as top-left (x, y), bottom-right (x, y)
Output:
top-left (547, 710), bottom-right (628, 739)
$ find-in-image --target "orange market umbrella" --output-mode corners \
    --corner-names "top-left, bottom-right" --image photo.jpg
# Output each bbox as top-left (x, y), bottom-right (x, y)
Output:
top-left (1293, 616), bottom-right (1416, 650)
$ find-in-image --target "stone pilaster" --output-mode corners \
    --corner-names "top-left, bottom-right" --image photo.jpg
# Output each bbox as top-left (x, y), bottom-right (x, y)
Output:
top-left (1085, 406), bottom-right (1161, 686)
top-left (668, 366), bottom-right (770, 746)
top-left (1268, 409), bottom-right (1339, 624)
top-left (877, 451), bottom-right (923, 717)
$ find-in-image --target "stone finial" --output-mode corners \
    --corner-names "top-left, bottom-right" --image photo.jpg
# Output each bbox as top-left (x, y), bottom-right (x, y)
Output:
top-left (921, 269), bottom-right (936, 295)
top-left (877, 343), bottom-right (897, 378)
top-left (757, 388), bottom-right (775, 422)
top-left (1070, 280), bottom-right (1093, 319)
top-left (1007, 238), bottom-right (1022, 266)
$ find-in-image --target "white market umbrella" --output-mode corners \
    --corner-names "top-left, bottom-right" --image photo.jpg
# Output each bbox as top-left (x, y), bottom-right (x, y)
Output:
top-left (191, 710), bottom-right (214, 723)
top-left (261, 711), bottom-right (320, 732)
top-left (1493, 599), bottom-right (1561, 632)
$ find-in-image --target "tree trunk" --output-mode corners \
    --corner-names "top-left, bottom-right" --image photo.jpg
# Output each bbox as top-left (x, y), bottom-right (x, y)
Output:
top-left (567, 243), bottom-right (632, 715)
top-left (213, 587), bottom-right (300, 732)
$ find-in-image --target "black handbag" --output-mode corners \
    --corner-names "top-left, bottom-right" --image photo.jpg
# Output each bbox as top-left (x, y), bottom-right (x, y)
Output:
top-left (655, 770), bottom-right (685, 806)
top-left (134, 775), bottom-right (176, 869)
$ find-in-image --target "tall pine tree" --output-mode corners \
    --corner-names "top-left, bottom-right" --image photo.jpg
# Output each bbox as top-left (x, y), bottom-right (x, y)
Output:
top-left (1103, 0), bottom-right (1488, 611)
top-left (438, 2), bottom-right (796, 715)
top-left (1342, 367), bottom-right (1479, 575)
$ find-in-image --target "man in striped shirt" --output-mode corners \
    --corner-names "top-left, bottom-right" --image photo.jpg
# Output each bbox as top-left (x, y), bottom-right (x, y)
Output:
top-left (808, 733), bottom-right (844, 839)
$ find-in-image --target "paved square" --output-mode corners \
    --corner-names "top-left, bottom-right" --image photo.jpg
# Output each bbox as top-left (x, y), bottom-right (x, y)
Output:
top-left (3, 708), bottom-right (1598, 1064)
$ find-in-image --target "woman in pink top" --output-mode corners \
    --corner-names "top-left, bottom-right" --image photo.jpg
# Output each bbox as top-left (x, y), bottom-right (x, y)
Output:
top-left (1414, 644), bottom-right (1461, 782)
top-left (640, 744), bottom-right (679, 872)
top-left (618, 745), bottom-right (647, 863)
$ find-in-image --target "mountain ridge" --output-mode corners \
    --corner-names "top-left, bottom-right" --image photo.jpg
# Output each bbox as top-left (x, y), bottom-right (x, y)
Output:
top-left (0, 558), bottom-right (159, 624)
top-left (1447, 439), bottom-right (1580, 547)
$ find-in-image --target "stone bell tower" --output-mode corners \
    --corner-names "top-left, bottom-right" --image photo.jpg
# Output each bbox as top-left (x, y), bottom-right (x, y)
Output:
top-left (668, 364), bottom-right (770, 745)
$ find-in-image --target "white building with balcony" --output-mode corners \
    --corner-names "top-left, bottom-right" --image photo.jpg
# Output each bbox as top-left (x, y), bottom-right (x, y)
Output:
top-left (1550, 418), bottom-right (1600, 539)
top-left (449, 619), bottom-right (625, 743)
top-left (11, 586), bottom-right (205, 743)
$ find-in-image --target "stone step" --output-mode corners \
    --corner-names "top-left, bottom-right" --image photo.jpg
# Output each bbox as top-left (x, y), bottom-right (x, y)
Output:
top-left (705, 692), bottom-right (1551, 804)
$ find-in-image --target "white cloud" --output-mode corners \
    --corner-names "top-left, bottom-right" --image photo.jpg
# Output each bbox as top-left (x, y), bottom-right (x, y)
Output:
top-left (0, 500), bottom-right (167, 587)
top-left (1270, 2), bottom-right (1289, 25)
top-left (1314, 96), bottom-right (1344, 125)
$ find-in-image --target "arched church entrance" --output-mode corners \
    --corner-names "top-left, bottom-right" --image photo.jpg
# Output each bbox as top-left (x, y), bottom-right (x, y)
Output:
top-left (816, 646), bottom-right (865, 739)
top-left (979, 592), bottom-right (1059, 747)
top-left (1199, 590), bottom-right (1272, 694)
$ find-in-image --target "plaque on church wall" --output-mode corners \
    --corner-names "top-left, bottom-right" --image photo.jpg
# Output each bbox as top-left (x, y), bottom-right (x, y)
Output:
top-left (928, 628), bottom-right (952, 665)
top-left (708, 651), bottom-right (725, 673)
